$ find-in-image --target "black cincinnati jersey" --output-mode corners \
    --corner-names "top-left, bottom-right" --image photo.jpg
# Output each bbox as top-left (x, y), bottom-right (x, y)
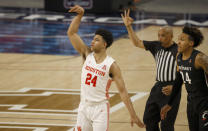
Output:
top-left (177, 49), bottom-right (208, 100)
top-left (143, 41), bottom-right (178, 82)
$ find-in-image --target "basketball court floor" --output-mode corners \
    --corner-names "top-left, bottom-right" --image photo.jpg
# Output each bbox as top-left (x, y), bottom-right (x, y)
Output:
top-left (0, 7), bottom-right (207, 131)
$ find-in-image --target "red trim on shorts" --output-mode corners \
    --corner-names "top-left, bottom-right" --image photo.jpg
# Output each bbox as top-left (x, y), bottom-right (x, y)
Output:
top-left (105, 79), bottom-right (112, 99)
top-left (74, 126), bottom-right (81, 131)
top-left (78, 126), bottom-right (82, 131)
top-left (106, 102), bottom-right (110, 131)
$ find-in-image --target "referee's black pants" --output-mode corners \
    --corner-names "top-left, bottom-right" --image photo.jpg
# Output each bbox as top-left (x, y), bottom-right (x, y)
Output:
top-left (143, 81), bottom-right (181, 131)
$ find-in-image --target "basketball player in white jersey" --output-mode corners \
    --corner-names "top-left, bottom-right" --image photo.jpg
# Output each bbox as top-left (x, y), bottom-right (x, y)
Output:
top-left (67, 5), bottom-right (144, 131)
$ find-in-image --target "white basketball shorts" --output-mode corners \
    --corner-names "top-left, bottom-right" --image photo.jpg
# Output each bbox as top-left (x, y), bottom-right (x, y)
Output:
top-left (73, 102), bottom-right (110, 131)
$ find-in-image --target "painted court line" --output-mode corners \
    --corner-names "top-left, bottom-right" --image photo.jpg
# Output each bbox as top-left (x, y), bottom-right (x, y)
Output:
top-left (0, 122), bottom-right (75, 127)
top-left (0, 87), bottom-right (140, 94)
top-left (0, 92), bottom-right (80, 96)
top-left (0, 111), bottom-right (76, 117)
top-left (9, 104), bottom-right (78, 113)
top-left (23, 87), bottom-right (141, 94)
top-left (0, 104), bottom-right (78, 114)
top-left (0, 89), bottom-right (148, 130)
top-left (0, 88), bottom-right (148, 127)
top-left (0, 126), bottom-right (48, 131)
top-left (0, 88), bottom-right (148, 114)
top-left (110, 92), bottom-right (148, 113)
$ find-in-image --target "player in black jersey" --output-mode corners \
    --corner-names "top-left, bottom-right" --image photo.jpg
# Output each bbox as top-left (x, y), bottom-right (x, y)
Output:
top-left (161, 26), bottom-right (208, 131)
top-left (121, 9), bottom-right (181, 131)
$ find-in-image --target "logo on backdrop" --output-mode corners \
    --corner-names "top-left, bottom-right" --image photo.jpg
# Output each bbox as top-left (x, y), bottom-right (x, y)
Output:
top-left (63, 0), bottom-right (93, 9)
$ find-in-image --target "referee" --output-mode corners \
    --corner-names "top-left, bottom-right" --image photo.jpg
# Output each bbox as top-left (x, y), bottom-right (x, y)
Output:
top-left (121, 10), bottom-right (181, 131)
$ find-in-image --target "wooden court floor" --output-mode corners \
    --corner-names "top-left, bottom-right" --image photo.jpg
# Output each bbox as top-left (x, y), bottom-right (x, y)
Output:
top-left (0, 26), bottom-right (207, 131)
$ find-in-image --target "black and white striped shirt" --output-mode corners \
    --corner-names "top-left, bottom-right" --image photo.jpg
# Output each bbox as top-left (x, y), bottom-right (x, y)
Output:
top-left (143, 41), bottom-right (178, 82)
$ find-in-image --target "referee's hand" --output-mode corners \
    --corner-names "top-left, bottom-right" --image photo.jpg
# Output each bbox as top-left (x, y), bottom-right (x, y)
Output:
top-left (161, 104), bottom-right (172, 120)
top-left (121, 9), bottom-right (134, 27)
top-left (162, 85), bottom-right (173, 96)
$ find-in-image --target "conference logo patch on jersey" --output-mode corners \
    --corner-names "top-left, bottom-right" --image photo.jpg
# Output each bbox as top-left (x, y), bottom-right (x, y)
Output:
top-left (102, 65), bottom-right (106, 70)
top-left (189, 59), bottom-right (192, 63)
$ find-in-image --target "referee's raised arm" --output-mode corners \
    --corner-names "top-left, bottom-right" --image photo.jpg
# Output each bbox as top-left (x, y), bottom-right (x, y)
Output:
top-left (121, 9), bottom-right (145, 49)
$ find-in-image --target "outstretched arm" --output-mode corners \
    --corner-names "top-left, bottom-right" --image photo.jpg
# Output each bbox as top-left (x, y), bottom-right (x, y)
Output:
top-left (195, 53), bottom-right (208, 75)
top-left (67, 5), bottom-right (91, 59)
top-left (110, 62), bottom-right (144, 128)
top-left (121, 9), bottom-right (145, 49)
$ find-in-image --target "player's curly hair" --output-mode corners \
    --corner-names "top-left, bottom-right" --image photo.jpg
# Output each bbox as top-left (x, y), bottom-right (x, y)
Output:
top-left (183, 26), bottom-right (204, 47)
top-left (95, 29), bottom-right (113, 48)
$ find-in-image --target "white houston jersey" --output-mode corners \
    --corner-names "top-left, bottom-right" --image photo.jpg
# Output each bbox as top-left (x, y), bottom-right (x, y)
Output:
top-left (81, 53), bottom-right (115, 103)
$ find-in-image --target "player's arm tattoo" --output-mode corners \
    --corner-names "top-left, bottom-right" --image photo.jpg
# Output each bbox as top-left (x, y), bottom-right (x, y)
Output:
top-left (197, 53), bottom-right (208, 74)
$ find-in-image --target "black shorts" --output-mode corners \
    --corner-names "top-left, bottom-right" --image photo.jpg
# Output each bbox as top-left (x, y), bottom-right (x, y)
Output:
top-left (187, 97), bottom-right (208, 131)
top-left (143, 81), bottom-right (181, 124)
